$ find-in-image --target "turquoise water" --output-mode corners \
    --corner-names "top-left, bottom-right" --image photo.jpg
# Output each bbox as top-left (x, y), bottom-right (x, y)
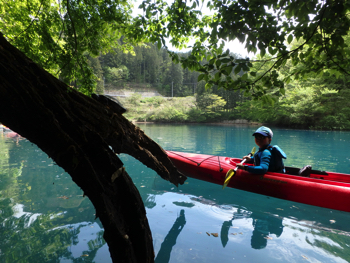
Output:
top-left (1, 124), bottom-right (350, 262)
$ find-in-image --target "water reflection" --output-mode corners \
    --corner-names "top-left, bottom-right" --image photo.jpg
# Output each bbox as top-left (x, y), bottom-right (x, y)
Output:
top-left (0, 134), bottom-right (110, 263)
top-left (221, 212), bottom-right (284, 250)
top-left (193, 196), bottom-right (284, 249)
top-left (147, 171), bottom-right (350, 262)
top-left (2, 124), bottom-right (350, 263)
top-left (155, 210), bottom-right (186, 263)
top-left (1, 129), bottom-right (23, 145)
top-left (250, 213), bottom-right (284, 249)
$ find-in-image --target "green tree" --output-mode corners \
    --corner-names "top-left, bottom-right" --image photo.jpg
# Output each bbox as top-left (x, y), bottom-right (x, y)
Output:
top-left (143, 44), bottom-right (161, 85)
top-left (87, 55), bottom-right (104, 94)
top-left (139, 0), bottom-right (350, 97)
top-left (164, 63), bottom-right (184, 96)
top-left (0, 0), bottom-right (137, 94)
top-left (195, 93), bottom-right (227, 120)
top-left (233, 32), bottom-right (350, 129)
top-left (3, 0), bottom-right (350, 96)
top-left (106, 66), bottom-right (129, 87)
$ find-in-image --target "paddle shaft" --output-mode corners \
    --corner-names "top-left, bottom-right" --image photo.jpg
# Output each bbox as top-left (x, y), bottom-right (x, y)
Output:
top-left (236, 150), bottom-right (255, 171)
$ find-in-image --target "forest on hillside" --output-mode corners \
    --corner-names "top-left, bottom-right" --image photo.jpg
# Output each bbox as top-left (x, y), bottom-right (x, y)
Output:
top-left (88, 42), bottom-right (350, 130)
top-left (89, 43), bottom-right (239, 98)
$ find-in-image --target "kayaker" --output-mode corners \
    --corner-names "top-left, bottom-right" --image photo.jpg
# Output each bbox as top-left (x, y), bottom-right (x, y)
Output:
top-left (237, 126), bottom-right (286, 174)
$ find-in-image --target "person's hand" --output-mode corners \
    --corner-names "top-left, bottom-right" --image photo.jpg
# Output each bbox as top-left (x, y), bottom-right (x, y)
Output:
top-left (236, 164), bottom-right (247, 170)
top-left (241, 155), bottom-right (251, 161)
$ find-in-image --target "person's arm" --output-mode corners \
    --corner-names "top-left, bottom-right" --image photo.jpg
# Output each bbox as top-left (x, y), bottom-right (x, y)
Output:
top-left (246, 150), bottom-right (271, 174)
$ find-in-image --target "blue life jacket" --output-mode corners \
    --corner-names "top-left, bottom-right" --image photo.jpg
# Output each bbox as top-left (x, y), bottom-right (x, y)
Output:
top-left (254, 145), bottom-right (287, 173)
top-left (268, 145), bottom-right (287, 173)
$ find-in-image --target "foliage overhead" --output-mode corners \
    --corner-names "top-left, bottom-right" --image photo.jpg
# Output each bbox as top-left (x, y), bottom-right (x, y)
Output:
top-left (0, 0), bottom-right (136, 94)
top-left (1, 0), bottom-right (350, 97)
top-left (138, 0), bottom-right (350, 98)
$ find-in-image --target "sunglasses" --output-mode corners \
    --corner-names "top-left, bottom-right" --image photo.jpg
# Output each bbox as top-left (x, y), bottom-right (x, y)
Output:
top-left (254, 134), bottom-right (268, 139)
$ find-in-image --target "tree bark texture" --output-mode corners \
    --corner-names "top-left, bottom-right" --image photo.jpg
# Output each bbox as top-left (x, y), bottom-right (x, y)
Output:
top-left (0, 33), bottom-right (186, 263)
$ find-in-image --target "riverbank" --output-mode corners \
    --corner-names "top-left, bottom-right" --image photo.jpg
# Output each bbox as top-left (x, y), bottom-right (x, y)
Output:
top-left (120, 95), bottom-right (252, 124)
top-left (118, 94), bottom-right (350, 131)
top-left (134, 120), bottom-right (263, 126)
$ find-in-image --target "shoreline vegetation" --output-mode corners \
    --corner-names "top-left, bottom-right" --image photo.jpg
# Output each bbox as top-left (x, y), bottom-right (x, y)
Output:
top-left (84, 42), bottom-right (350, 132)
top-left (116, 92), bottom-right (350, 131)
top-left (134, 120), bottom-right (262, 126)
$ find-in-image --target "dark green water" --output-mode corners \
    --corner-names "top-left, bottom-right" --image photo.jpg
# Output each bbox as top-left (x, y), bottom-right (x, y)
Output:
top-left (1, 124), bottom-right (350, 263)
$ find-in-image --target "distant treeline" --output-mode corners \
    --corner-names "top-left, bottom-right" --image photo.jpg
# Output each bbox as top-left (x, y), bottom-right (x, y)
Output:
top-left (88, 43), bottom-right (350, 130)
top-left (88, 43), bottom-right (246, 113)
top-left (88, 43), bottom-right (201, 97)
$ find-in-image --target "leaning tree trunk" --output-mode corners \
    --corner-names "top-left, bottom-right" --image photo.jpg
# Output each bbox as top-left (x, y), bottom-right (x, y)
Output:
top-left (0, 33), bottom-right (186, 263)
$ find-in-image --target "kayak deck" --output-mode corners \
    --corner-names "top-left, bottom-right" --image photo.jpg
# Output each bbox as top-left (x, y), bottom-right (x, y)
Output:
top-left (228, 157), bottom-right (350, 186)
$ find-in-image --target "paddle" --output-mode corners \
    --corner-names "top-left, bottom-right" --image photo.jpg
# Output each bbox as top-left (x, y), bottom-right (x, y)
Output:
top-left (222, 147), bottom-right (256, 189)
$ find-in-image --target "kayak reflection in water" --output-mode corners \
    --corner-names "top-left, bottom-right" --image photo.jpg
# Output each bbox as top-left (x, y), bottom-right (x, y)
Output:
top-left (1, 127), bottom-right (23, 145)
top-left (155, 209), bottom-right (186, 263)
top-left (220, 211), bottom-right (284, 249)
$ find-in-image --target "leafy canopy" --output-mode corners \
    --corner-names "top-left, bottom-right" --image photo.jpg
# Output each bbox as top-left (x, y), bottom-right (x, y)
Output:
top-left (137, 0), bottom-right (350, 97)
top-left (1, 0), bottom-right (350, 97)
top-left (0, 0), bottom-right (137, 94)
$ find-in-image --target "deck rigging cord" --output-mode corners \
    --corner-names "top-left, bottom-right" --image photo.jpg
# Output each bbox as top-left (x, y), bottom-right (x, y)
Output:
top-left (168, 151), bottom-right (224, 172)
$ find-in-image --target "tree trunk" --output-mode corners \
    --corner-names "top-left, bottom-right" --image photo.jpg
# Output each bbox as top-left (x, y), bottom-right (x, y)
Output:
top-left (0, 33), bottom-right (186, 263)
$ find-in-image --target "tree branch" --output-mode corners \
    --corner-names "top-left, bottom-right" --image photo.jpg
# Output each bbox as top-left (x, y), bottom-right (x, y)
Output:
top-left (251, 0), bottom-right (330, 85)
top-left (9, 1), bottom-right (43, 42)
top-left (321, 27), bottom-right (350, 76)
top-left (66, 0), bottom-right (78, 54)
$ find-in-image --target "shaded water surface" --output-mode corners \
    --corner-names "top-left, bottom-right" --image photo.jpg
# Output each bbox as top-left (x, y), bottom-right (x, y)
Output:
top-left (1, 124), bottom-right (350, 262)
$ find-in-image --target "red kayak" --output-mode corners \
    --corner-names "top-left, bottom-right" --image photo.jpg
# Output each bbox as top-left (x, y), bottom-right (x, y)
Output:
top-left (167, 151), bottom-right (350, 213)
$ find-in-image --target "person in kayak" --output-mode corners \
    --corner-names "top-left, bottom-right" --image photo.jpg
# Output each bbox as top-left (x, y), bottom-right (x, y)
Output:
top-left (237, 126), bottom-right (286, 174)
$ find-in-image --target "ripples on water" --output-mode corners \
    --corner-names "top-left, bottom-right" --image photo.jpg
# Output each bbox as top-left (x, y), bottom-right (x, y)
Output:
top-left (1, 125), bottom-right (350, 263)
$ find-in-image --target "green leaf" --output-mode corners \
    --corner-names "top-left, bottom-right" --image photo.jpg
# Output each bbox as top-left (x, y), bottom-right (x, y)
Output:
top-left (268, 46), bottom-right (277, 55)
top-left (198, 74), bottom-right (205, 82)
top-left (215, 59), bottom-right (222, 67)
top-left (214, 71), bottom-right (221, 80)
top-left (234, 65), bottom-right (241, 75)
top-left (280, 87), bottom-right (285, 95)
top-left (209, 58), bottom-right (216, 65)
top-left (287, 34), bottom-right (293, 44)
top-left (241, 73), bottom-right (248, 80)
top-left (220, 58), bottom-right (231, 63)
top-left (224, 65), bottom-right (233, 75)
top-left (205, 83), bottom-right (212, 90)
